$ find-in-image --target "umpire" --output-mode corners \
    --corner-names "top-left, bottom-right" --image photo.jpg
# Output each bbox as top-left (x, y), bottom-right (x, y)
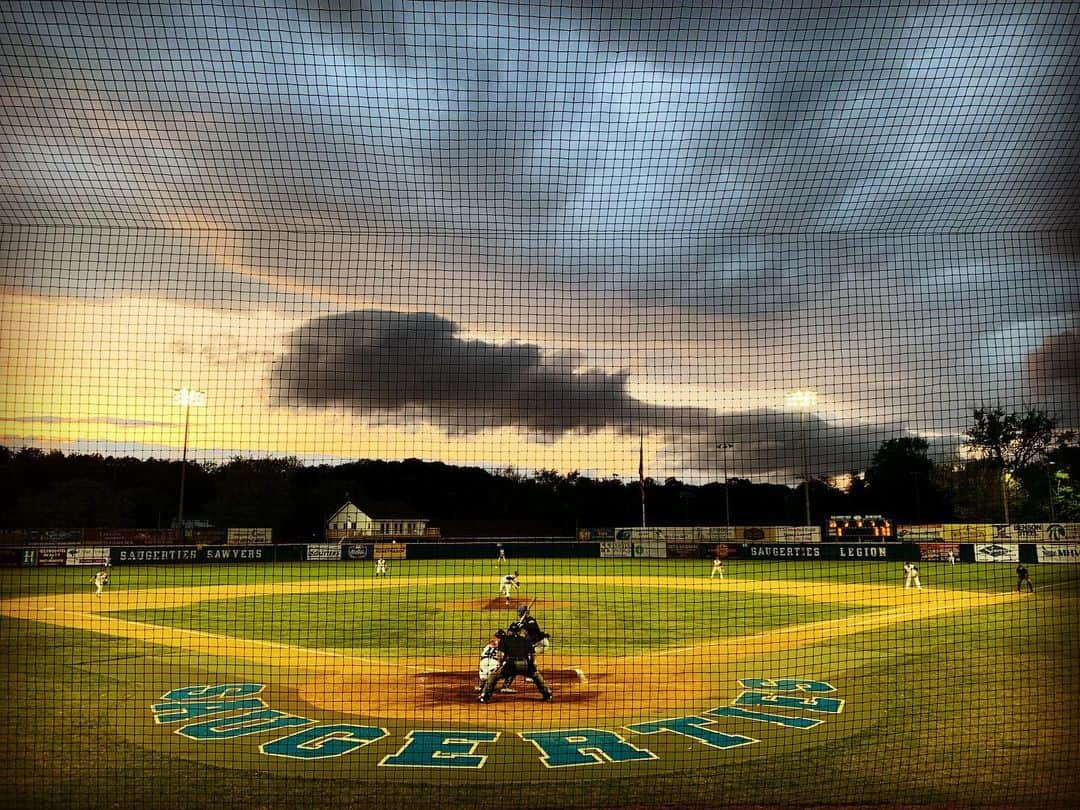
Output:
top-left (478, 625), bottom-right (552, 703)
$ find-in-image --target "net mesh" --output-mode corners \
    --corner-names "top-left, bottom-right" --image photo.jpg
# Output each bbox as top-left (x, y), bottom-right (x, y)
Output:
top-left (1, 2), bottom-right (1078, 809)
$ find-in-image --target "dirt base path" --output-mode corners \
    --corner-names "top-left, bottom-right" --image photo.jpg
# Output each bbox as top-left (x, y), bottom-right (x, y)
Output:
top-left (1, 576), bottom-right (1012, 727)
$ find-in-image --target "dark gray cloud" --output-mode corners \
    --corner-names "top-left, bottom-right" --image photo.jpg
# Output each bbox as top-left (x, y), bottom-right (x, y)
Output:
top-left (271, 309), bottom-right (900, 477)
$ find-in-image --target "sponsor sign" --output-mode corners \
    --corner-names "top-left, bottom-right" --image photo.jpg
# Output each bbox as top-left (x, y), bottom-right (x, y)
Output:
top-left (189, 528), bottom-right (228, 545)
top-left (833, 544), bottom-right (890, 559)
top-left (632, 539), bottom-right (667, 558)
top-left (918, 543), bottom-right (960, 562)
top-left (738, 526), bottom-right (777, 543)
top-left (374, 542), bottom-right (407, 560)
top-left (1036, 543), bottom-right (1080, 563)
top-left (65, 547), bottom-right (111, 566)
top-left (306, 544), bottom-right (342, 562)
top-left (203, 546), bottom-right (268, 562)
top-left (897, 524), bottom-right (945, 542)
top-left (974, 543), bottom-right (1019, 563)
top-left (227, 528), bottom-right (272, 544)
top-left (114, 547), bottom-right (199, 564)
top-left (27, 529), bottom-right (83, 544)
top-left (776, 526), bottom-right (821, 543)
top-left (665, 542), bottom-right (700, 559)
top-left (38, 547), bottom-right (68, 566)
top-left (943, 524), bottom-right (991, 543)
top-left (745, 544), bottom-right (823, 559)
top-left (0, 547), bottom-right (27, 567)
top-left (577, 528), bottom-right (615, 541)
top-left (988, 523), bottom-right (1080, 542)
top-left (612, 526), bottom-right (739, 543)
top-left (344, 543), bottom-right (370, 560)
top-left (83, 529), bottom-right (176, 545)
top-left (599, 540), bottom-right (632, 558)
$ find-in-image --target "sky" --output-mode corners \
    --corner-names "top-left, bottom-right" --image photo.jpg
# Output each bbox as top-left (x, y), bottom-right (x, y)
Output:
top-left (1, 1), bottom-right (1078, 485)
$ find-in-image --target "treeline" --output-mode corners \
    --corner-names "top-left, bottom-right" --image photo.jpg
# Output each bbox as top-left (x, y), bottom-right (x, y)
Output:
top-left (1, 409), bottom-right (1076, 537)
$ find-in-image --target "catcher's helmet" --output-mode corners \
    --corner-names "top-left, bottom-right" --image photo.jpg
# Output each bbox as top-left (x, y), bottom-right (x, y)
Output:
top-left (508, 621), bottom-right (522, 634)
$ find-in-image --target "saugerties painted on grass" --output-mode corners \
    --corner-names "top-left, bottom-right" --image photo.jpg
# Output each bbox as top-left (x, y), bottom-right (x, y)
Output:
top-left (150, 678), bottom-right (842, 767)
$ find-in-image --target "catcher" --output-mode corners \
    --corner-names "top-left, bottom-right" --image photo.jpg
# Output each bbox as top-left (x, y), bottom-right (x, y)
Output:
top-left (478, 623), bottom-right (552, 703)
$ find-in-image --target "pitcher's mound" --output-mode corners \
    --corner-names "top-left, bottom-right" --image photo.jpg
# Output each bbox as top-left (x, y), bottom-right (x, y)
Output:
top-left (440, 597), bottom-right (573, 611)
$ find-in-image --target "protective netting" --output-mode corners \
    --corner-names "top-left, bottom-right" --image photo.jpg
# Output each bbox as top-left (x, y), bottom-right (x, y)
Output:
top-left (1, 3), bottom-right (1079, 809)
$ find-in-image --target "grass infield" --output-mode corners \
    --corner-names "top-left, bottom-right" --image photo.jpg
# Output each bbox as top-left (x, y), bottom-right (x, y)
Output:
top-left (1, 558), bottom-right (1078, 809)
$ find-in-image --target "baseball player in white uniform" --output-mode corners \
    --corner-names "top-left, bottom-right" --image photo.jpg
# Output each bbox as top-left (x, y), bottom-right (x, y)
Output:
top-left (91, 568), bottom-right (109, 597)
top-left (375, 559), bottom-right (388, 576)
top-left (903, 562), bottom-right (922, 589)
top-left (477, 630), bottom-right (506, 690)
top-left (711, 558), bottom-right (725, 579)
top-left (500, 571), bottom-right (520, 605)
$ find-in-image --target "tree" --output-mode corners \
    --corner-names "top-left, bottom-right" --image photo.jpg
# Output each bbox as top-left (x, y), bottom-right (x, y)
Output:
top-left (963, 408), bottom-right (1068, 523)
top-left (863, 437), bottom-right (946, 522)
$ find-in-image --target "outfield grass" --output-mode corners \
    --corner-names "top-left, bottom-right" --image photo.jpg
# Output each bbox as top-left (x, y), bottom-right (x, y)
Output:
top-left (2, 558), bottom-right (1079, 809)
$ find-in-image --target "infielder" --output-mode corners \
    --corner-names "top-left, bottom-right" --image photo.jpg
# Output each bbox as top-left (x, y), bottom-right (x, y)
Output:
top-left (497, 547), bottom-right (507, 563)
top-left (903, 562), bottom-right (922, 589)
top-left (711, 558), bottom-right (725, 579)
top-left (499, 571), bottom-right (520, 605)
top-left (91, 567), bottom-right (109, 597)
top-left (375, 558), bottom-right (388, 576)
top-left (1016, 564), bottom-right (1035, 593)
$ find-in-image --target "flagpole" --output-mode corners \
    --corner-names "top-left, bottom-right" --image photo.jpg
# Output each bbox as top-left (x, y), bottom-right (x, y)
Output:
top-left (639, 434), bottom-right (646, 528)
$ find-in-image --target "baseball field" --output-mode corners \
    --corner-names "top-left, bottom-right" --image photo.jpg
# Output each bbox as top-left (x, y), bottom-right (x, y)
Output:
top-left (1, 557), bottom-right (1078, 809)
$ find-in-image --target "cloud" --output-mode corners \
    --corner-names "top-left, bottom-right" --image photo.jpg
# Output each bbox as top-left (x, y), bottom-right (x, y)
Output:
top-left (1023, 324), bottom-right (1080, 426)
top-left (271, 309), bottom-right (902, 477)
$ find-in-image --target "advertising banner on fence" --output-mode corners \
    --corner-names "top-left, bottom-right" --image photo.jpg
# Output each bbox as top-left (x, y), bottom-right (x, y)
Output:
top-left (665, 542), bottom-right (700, 558)
top-left (632, 539), bottom-right (667, 558)
top-left (744, 543), bottom-right (824, 559)
top-left (342, 543), bottom-right (371, 561)
top-left (974, 543), bottom-right (1019, 563)
top-left (918, 543), bottom-right (960, 562)
top-left (38, 547), bottom-right (68, 566)
top-left (227, 528), bottom-right (272, 544)
top-left (27, 529), bottom-right (84, 544)
top-left (65, 547), bottom-right (110, 566)
top-left (203, 546), bottom-right (270, 562)
top-left (374, 542), bottom-right (407, 560)
top-left (189, 528), bottom-right (228, 545)
top-left (898, 524), bottom-right (945, 542)
top-left (0, 547), bottom-right (29, 567)
top-left (1036, 543), bottom-right (1080, 563)
top-left (113, 547), bottom-right (199, 564)
top-left (776, 526), bottom-right (822, 543)
top-left (599, 540), bottom-right (632, 558)
top-left (943, 524), bottom-right (992, 543)
top-left (306, 544), bottom-right (342, 561)
top-left (988, 523), bottom-right (1080, 542)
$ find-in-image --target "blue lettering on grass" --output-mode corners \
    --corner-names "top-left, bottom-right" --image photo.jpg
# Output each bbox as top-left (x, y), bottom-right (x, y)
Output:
top-left (152, 698), bottom-right (266, 724)
top-left (707, 706), bottom-right (822, 729)
top-left (262, 725), bottom-right (388, 760)
top-left (521, 729), bottom-right (657, 768)
top-left (626, 716), bottom-right (758, 750)
top-left (734, 691), bottom-right (844, 714)
top-left (738, 678), bottom-right (835, 693)
top-left (161, 684), bottom-right (264, 701)
top-left (380, 731), bottom-right (500, 769)
top-left (177, 709), bottom-right (312, 740)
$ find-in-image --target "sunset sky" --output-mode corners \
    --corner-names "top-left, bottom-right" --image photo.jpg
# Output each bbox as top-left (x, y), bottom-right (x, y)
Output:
top-left (1, 2), bottom-right (1077, 485)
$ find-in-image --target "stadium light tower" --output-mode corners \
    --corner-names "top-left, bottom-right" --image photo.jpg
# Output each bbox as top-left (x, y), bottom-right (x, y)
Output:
top-left (173, 387), bottom-right (206, 540)
top-left (785, 390), bottom-right (818, 526)
top-left (716, 442), bottom-right (735, 526)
